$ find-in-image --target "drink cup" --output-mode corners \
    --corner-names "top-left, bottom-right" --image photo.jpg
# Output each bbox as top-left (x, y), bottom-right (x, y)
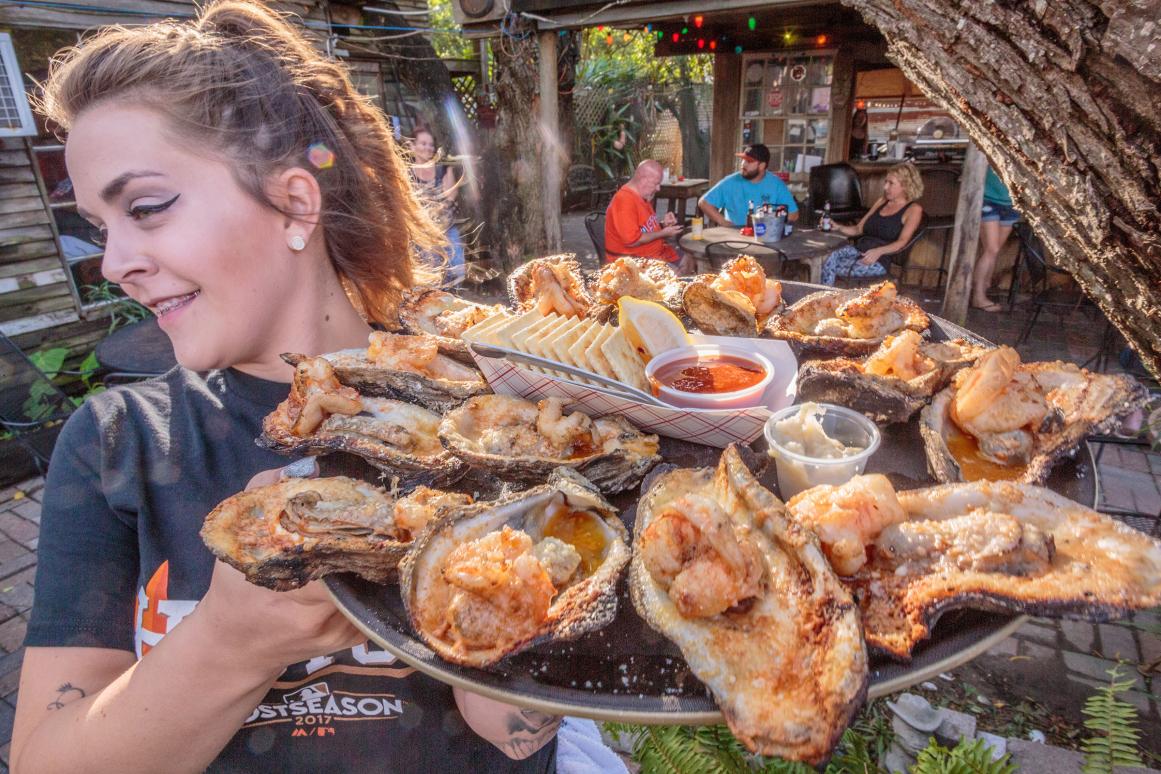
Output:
top-left (691, 217), bottom-right (704, 239)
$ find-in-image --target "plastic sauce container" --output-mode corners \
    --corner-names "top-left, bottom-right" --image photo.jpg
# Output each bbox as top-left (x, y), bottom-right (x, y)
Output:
top-left (763, 403), bottom-right (881, 499)
top-left (645, 344), bottom-right (774, 409)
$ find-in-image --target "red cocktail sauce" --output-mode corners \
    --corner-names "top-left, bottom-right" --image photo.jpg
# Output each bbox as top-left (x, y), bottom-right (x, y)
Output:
top-left (651, 354), bottom-right (766, 395)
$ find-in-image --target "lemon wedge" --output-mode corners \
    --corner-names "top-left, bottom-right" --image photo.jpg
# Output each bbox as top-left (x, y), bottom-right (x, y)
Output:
top-left (618, 297), bottom-right (690, 362)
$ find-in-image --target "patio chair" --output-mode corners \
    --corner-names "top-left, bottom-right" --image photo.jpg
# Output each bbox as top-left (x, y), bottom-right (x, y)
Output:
top-left (564, 165), bottom-right (597, 212)
top-left (0, 332), bottom-right (76, 474)
top-left (704, 240), bottom-right (794, 280)
top-left (1011, 222), bottom-right (1093, 347)
top-left (584, 211), bottom-right (608, 263)
top-left (1090, 390), bottom-right (1161, 537)
top-left (834, 213), bottom-right (929, 288)
top-left (807, 163), bottom-right (867, 226)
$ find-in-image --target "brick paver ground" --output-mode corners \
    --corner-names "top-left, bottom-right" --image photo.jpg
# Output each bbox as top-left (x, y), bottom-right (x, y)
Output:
top-left (1, 217), bottom-right (1157, 768)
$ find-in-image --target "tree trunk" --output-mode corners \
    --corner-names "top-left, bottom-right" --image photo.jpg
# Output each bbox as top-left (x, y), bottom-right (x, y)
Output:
top-left (843, 0), bottom-right (1161, 378)
top-left (480, 19), bottom-right (554, 271)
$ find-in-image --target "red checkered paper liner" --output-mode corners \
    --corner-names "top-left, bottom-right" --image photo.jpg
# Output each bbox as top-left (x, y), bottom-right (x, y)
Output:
top-left (469, 335), bottom-right (798, 448)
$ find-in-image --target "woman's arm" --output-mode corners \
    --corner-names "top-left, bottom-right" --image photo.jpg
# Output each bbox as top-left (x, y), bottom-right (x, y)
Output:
top-left (453, 688), bottom-right (561, 760)
top-left (859, 203), bottom-right (924, 265)
top-left (836, 196), bottom-right (883, 238)
top-left (440, 166), bottom-right (459, 204)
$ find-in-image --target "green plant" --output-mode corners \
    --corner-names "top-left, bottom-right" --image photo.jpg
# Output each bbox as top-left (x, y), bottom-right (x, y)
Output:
top-left (911, 738), bottom-right (1016, 774)
top-left (82, 281), bottom-right (152, 333)
top-left (23, 347), bottom-right (70, 420)
top-left (1081, 664), bottom-right (1144, 774)
top-left (590, 103), bottom-right (640, 182)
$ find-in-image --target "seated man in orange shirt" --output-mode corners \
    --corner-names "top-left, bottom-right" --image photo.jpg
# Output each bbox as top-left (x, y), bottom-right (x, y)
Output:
top-left (604, 160), bottom-right (692, 273)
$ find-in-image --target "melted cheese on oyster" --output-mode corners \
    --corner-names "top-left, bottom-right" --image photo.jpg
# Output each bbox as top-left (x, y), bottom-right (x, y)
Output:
top-left (595, 257), bottom-right (668, 305)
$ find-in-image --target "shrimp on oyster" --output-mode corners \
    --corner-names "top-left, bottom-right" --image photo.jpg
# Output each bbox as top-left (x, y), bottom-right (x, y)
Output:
top-left (682, 255), bottom-right (783, 336)
top-left (508, 255), bottom-right (593, 319)
top-left (796, 330), bottom-right (989, 423)
top-left (784, 473), bottom-right (1161, 658)
top-left (439, 395), bottom-right (661, 493)
top-left (401, 468), bottom-right (630, 667)
top-left (638, 493), bottom-right (766, 617)
top-left (768, 281), bottom-right (929, 358)
top-left (920, 346), bottom-right (1146, 484)
top-left (283, 331), bottom-right (490, 413)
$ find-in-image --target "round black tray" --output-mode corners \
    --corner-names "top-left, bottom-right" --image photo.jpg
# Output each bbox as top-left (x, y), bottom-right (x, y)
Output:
top-left (326, 280), bottom-right (1097, 722)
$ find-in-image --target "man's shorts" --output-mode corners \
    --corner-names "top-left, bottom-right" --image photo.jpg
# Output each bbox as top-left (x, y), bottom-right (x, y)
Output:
top-left (981, 200), bottom-right (1019, 227)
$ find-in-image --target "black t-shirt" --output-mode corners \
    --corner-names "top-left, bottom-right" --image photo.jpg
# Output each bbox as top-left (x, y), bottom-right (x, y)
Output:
top-left (25, 367), bottom-right (555, 773)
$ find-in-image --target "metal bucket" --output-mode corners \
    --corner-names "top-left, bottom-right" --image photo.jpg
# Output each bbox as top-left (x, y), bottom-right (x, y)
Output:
top-left (756, 212), bottom-right (787, 244)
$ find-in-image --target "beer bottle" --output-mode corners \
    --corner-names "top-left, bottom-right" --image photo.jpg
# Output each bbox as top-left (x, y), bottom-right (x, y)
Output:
top-left (745, 200), bottom-right (755, 231)
top-left (821, 201), bottom-right (833, 232)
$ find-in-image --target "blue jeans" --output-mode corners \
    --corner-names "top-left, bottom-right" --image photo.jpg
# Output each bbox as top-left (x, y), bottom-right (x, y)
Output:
top-left (821, 245), bottom-right (887, 285)
top-left (442, 223), bottom-right (466, 286)
top-left (981, 200), bottom-right (1019, 227)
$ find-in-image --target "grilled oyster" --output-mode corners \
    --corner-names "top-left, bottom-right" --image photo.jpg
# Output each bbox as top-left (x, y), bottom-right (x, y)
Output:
top-left (439, 394), bottom-right (661, 494)
top-left (398, 288), bottom-right (506, 363)
top-left (401, 467), bottom-right (629, 667)
top-left (682, 255), bottom-right (784, 336)
top-left (630, 445), bottom-right (867, 763)
top-left (285, 331), bottom-right (490, 413)
top-left (201, 476), bottom-right (474, 591)
top-left (919, 346), bottom-right (1146, 484)
top-left (589, 256), bottom-right (684, 322)
top-left (508, 255), bottom-right (593, 318)
top-left (260, 357), bottom-right (468, 487)
top-left (797, 331), bottom-right (990, 423)
top-left (786, 474), bottom-right (1161, 658)
top-left (767, 281), bottom-right (928, 358)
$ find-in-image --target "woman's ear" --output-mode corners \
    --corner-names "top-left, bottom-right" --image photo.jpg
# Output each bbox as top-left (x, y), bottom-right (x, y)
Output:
top-left (271, 166), bottom-right (322, 251)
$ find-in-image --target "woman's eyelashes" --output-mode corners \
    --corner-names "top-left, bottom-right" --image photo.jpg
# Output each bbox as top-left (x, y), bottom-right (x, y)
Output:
top-left (128, 193), bottom-right (180, 221)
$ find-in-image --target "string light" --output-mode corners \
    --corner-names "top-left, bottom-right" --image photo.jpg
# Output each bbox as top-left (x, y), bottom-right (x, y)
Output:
top-left (747, 16), bottom-right (756, 31)
top-left (735, 45), bottom-right (743, 53)
top-left (681, 26), bottom-right (688, 34)
top-left (783, 30), bottom-right (794, 43)
top-left (656, 30), bottom-right (663, 40)
top-left (697, 37), bottom-right (705, 49)
top-left (694, 15), bottom-right (703, 28)
top-left (816, 34), bottom-right (827, 45)
top-left (709, 39), bottom-right (717, 50)
top-left (623, 31), bottom-right (632, 41)
top-left (672, 32), bottom-right (679, 42)
top-left (606, 33), bottom-right (614, 45)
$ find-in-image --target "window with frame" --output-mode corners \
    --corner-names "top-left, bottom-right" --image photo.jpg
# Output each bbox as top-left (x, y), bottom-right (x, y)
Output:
top-left (738, 52), bottom-right (834, 174)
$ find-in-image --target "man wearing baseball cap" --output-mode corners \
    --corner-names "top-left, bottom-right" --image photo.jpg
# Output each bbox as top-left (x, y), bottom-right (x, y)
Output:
top-left (698, 144), bottom-right (799, 228)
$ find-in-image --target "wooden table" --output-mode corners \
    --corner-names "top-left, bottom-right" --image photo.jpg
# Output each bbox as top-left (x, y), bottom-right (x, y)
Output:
top-left (679, 226), bottom-right (849, 284)
top-left (658, 178), bottom-right (709, 226)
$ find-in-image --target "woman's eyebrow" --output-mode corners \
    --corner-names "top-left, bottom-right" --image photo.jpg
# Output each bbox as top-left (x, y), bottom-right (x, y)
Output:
top-left (100, 170), bottom-right (164, 202)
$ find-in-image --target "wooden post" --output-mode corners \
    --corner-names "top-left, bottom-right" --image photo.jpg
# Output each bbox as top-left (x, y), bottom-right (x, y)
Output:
top-left (537, 29), bottom-right (562, 252)
top-left (941, 142), bottom-right (986, 324)
top-left (827, 47), bottom-right (855, 163)
top-left (708, 53), bottom-right (742, 183)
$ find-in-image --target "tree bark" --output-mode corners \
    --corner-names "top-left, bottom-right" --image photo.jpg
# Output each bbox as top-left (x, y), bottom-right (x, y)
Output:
top-left (480, 20), bottom-right (554, 270)
top-left (843, 0), bottom-right (1161, 377)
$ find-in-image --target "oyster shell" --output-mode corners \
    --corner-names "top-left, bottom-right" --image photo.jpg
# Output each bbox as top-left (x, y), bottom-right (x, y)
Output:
top-left (508, 255), bottom-right (594, 318)
top-left (201, 476), bottom-right (474, 591)
top-left (797, 331), bottom-right (990, 423)
top-left (786, 474), bottom-right (1161, 659)
top-left (285, 331), bottom-right (490, 413)
top-left (919, 346), bottom-right (1146, 484)
top-left (400, 467), bottom-right (629, 667)
top-left (589, 256), bottom-right (684, 322)
top-left (439, 394), bottom-right (661, 494)
top-left (630, 445), bottom-right (867, 763)
top-left (398, 288), bottom-right (506, 363)
top-left (767, 281), bottom-right (929, 358)
top-left (682, 255), bottom-right (784, 336)
top-left (260, 357), bottom-right (468, 487)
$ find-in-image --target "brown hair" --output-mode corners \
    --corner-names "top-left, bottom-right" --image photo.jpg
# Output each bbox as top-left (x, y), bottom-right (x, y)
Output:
top-left (887, 162), bottom-right (924, 202)
top-left (38, 0), bottom-right (444, 325)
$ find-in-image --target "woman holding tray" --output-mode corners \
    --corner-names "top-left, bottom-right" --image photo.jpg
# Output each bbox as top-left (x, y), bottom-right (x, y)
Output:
top-left (12, 3), bottom-right (558, 771)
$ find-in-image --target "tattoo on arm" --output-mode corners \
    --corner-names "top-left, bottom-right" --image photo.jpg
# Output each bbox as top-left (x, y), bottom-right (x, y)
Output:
top-left (496, 709), bottom-right (561, 759)
top-left (46, 682), bottom-right (87, 711)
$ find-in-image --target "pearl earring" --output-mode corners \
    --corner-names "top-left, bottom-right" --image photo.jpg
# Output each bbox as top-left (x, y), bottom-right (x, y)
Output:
top-left (289, 235), bottom-right (306, 252)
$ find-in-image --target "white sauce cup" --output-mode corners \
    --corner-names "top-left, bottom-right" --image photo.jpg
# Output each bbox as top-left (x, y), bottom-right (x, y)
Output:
top-left (763, 403), bottom-right (881, 499)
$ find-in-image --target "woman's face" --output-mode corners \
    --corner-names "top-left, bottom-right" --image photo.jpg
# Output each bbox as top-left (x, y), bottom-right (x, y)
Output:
top-left (883, 173), bottom-right (906, 202)
top-left (67, 102), bottom-right (304, 372)
top-left (412, 131), bottom-right (435, 163)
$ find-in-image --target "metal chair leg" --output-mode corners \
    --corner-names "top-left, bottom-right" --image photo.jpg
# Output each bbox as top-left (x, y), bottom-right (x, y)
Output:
top-left (1016, 303), bottom-right (1042, 346)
